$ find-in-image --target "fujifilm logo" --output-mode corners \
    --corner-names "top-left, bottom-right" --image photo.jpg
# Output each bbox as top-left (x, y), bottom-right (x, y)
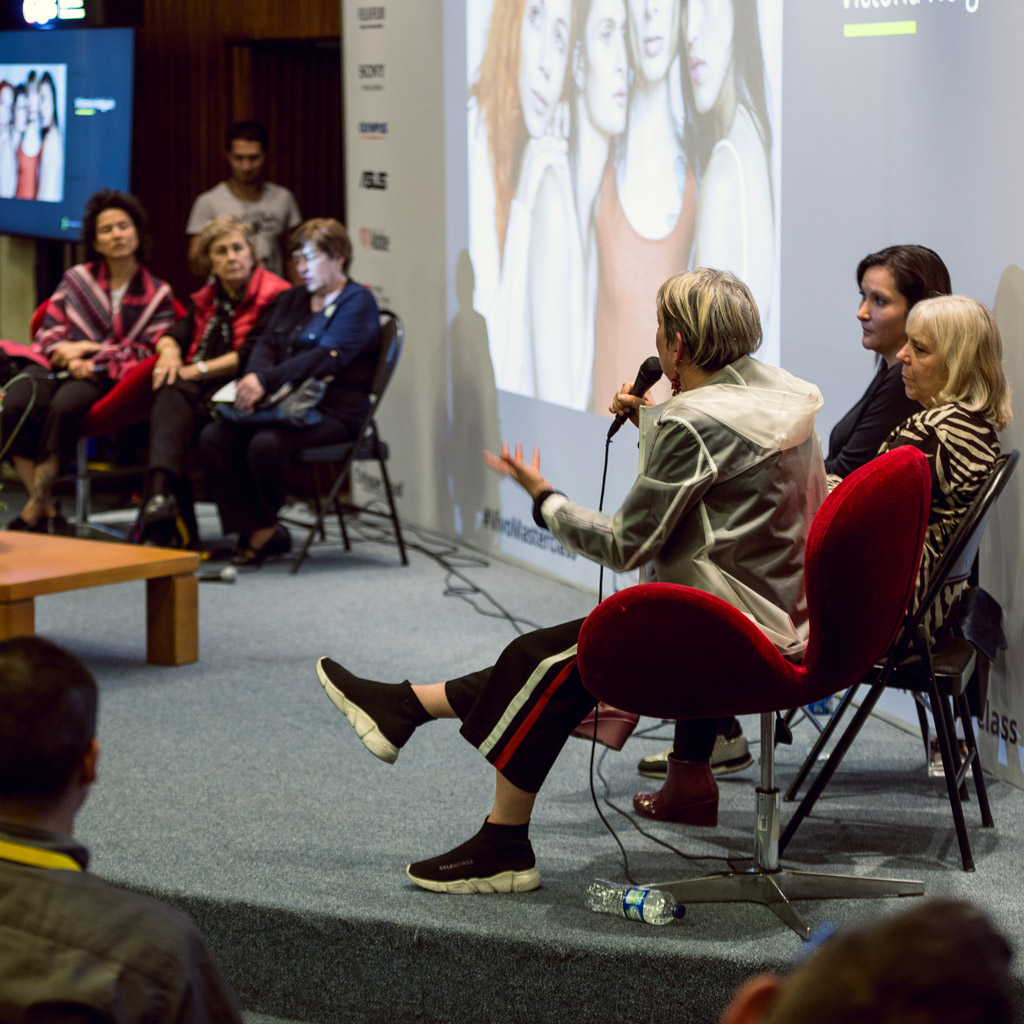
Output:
top-left (360, 171), bottom-right (388, 190)
top-left (357, 6), bottom-right (385, 28)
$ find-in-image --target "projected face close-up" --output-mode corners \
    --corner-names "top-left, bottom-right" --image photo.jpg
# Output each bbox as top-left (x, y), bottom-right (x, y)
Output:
top-left (38, 79), bottom-right (54, 131)
top-left (686, 0), bottom-right (736, 115)
top-left (0, 86), bottom-right (12, 132)
top-left (584, 0), bottom-right (628, 137)
top-left (518, 0), bottom-right (572, 139)
top-left (13, 92), bottom-right (25, 134)
top-left (627, 0), bottom-right (678, 85)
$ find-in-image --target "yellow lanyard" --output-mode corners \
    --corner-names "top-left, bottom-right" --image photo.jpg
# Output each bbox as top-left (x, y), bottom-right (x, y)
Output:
top-left (0, 837), bottom-right (83, 872)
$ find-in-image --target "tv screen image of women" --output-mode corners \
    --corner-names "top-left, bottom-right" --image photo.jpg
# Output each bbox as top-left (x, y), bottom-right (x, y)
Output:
top-left (0, 63), bottom-right (66, 203)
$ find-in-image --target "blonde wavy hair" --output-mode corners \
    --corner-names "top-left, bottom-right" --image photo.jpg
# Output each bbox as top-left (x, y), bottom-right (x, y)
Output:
top-left (657, 267), bottom-right (762, 372)
top-left (906, 294), bottom-right (1012, 431)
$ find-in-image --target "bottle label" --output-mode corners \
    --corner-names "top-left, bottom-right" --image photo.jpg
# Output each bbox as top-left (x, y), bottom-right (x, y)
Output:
top-left (621, 886), bottom-right (648, 922)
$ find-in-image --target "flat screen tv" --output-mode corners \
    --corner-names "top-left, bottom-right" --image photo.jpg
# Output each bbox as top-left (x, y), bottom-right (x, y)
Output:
top-left (0, 28), bottom-right (134, 241)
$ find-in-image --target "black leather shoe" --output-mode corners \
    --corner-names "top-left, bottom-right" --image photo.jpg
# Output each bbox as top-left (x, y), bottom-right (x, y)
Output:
top-left (142, 493), bottom-right (179, 523)
top-left (6, 515), bottom-right (46, 532)
top-left (44, 514), bottom-right (70, 536)
top-left (231, 523), bottom-right (291, 566)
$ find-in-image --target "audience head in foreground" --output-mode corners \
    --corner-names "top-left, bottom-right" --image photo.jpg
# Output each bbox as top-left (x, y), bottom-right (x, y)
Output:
top-left (0, 635), bottom-right (97, 827)
top-left (720, 899), bottom-right (1014, 1024)
top-left (0, 636), bottom-right (243, 1022)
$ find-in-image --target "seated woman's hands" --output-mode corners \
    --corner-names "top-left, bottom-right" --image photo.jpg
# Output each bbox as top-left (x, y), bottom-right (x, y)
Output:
top-left (49, 340), bottom-right (101, 369)
top-left (483, 441), bottom-right (553, 500)
top-left (66, 357), bottom-right (97, 381)
top-left (152, 337), bottom-right (184, 389)
top-left (234, 371), bottom-right (266, 414)
top-left (609, 379), bottom-right (654, 429)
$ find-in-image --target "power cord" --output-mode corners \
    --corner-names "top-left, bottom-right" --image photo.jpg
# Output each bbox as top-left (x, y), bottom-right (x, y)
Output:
top-left (320, 508), bottom-right (542, 634)
top-left (585, 709), bottom-right (736, 882)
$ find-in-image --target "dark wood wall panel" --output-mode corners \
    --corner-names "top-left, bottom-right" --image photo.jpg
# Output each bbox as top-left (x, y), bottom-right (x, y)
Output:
top-left (132, 0), bottom-right (342, 300)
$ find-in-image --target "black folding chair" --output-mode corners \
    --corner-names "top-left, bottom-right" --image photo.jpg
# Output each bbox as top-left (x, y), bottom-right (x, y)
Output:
top-left (284, 310), bottom-right (408, 573)
top-left (781, 449), bottom-right (1019, 872)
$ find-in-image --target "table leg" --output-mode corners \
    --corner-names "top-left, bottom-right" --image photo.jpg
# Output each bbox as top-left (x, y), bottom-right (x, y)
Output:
top-left (146, 573), bottom-right (198, 665)
top-left (0, 599), bottom-right (34, 641)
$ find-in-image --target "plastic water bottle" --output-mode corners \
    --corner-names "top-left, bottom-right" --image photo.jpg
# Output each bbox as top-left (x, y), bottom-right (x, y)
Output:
top-left (586, 879), bottom-right (686, 925)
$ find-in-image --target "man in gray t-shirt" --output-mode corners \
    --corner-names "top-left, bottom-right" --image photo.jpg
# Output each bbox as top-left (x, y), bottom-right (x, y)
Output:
top-left (186, 121), bottom-right (301, 279)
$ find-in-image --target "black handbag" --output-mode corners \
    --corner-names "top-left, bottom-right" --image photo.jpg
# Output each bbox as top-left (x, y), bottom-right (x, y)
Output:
top-left (216, 376), bottom-right (329, 428)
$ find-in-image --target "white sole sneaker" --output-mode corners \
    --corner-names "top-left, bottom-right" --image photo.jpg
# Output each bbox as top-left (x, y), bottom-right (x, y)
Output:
top-left (637, 734), bottom-right (754, 778)
top-left (316, 657), bottom-right (399, 764)
top-left (405, 865), bottom-right (542, 894)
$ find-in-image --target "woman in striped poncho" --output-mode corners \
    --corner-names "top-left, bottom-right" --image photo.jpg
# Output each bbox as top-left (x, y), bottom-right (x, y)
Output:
top-left (879, 294), bottom-right (1012, 630)
top-left (1, 189), bottom-right (177, 533)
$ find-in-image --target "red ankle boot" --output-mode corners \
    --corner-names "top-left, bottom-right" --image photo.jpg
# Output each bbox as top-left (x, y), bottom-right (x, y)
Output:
top-left (633, 756), bottom-right (719, 826)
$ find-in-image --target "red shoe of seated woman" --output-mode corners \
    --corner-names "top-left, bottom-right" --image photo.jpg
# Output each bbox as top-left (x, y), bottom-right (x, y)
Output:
top-left (633, 756), bottom-right (719, 826)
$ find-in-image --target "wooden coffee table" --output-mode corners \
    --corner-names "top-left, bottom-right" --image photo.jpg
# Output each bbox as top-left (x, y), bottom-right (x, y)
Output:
top-left (0, 533), bottom-right (200, 665)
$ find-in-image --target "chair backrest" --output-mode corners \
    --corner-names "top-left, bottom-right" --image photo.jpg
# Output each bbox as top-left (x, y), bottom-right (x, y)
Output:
top-left (370, 310), bottom-right (403, 405)
top-left (800, 446), bottom-right (931, 689)
top-left (577, 447), bottom-right (931, 719)
top-left (886, 449), bottom-right (1019, 660)
top-left (79, 353), bottom-right (160, 437)
top-left (29, 301), bottom-right (47, 338)
top-left (934, 449), bottom-right (1019, 590)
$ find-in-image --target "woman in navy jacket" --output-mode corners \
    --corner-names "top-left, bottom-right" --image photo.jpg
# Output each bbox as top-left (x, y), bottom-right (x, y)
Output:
top-left (199, 219), bottom-right (379, 566)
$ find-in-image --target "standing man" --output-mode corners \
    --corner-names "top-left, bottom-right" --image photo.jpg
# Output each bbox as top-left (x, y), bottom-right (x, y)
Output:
top-left (186, 121), bottom-right (301, 279)
top-left (0, 636), bottom-right (244, 1021)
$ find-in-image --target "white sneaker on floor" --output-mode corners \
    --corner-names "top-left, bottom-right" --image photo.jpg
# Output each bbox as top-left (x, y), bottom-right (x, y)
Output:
top-left (636, 730), bottom-right (754, 778)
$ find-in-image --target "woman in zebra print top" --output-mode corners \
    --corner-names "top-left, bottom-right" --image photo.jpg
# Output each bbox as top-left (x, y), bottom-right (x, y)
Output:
top-left (879, 294), bottom-right (1012, 629)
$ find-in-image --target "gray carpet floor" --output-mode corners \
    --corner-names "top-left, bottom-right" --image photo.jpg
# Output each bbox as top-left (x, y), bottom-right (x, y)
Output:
top-left (25, 505), bottom-right (1024, 1023)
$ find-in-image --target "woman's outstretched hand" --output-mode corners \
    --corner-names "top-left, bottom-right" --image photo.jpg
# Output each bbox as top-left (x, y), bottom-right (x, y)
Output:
top-left (483, 441), bottom-right (553, 500)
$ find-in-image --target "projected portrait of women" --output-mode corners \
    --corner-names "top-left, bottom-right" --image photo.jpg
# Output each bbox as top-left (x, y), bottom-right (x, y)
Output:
top-left (684, 0), bottom-right (774, 326)
top-left (15, 71), bottom-right (40, 201)
top-left (35, 71), bottom-right (63, 203)
top-left (6, 84), bottom-right (26, 200)
top-left (469, 0), bottom-right (590, 410)
top-left (568, 0), bottom-right (629, 385)
top-left (0, 80), bottom-right (15, 200)
top-left (589, 0), bottom-right (697, 413)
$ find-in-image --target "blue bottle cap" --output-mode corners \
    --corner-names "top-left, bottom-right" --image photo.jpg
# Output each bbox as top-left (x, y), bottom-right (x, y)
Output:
top-left (672, 903), bottom-right (686, 920)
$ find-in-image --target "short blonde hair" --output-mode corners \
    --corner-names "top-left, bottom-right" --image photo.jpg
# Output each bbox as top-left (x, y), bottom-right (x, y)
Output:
top-left (907, 295), bottom-right (1012, 431)
top-left (197, 216), bottom-right (257, 275)
top-left (657, 268), bottom-right (762, 372)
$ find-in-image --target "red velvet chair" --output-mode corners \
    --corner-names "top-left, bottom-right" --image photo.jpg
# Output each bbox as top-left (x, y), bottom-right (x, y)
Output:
top-left (576, 446), bottom-right (931, 938)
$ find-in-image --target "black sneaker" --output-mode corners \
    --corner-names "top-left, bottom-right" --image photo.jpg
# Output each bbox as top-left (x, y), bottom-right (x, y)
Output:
top-left (406, 826), bottom-right (541, 894)
top-left (316, 657), bottom-right (418, 764)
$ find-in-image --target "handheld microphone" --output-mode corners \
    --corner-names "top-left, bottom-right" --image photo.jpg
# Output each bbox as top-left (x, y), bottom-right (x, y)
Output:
top-left (607, 356), bottom-right (663, 439)
top-left (198, 566), bottom-right (237, 583)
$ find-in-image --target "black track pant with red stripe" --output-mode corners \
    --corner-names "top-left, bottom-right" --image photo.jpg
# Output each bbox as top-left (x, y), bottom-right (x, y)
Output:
top-left (445, 618), bottom-right (593, 794)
